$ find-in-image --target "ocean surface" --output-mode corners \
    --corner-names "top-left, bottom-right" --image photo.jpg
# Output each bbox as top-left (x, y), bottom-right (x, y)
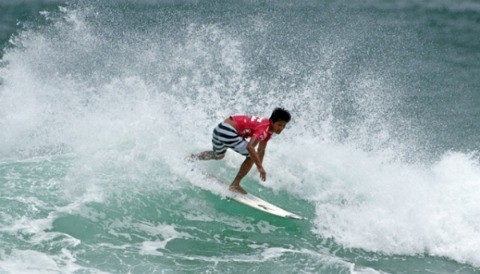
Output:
top-left (1, 0), bottom-right (480, 273)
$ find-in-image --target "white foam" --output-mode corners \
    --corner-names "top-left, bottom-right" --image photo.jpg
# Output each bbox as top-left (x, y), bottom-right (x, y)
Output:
top-left (140, 241), bottom-right (166, 256)
top-left (0, 249), bottom-right (89, 274)
top-left (137, 222), bottom-right (193, 256)
top-left (256, 220), bottom-right (279, 234)
top-left (268, 137), bottom-right (480, 266)
top-left (1, 1), bottom-right (479, 269)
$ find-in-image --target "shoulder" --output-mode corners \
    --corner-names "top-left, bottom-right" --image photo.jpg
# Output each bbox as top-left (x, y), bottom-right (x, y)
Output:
top-left (253, 122), bottom-right (271, 140)
top-left (254, 119), bottom-right (270, 130)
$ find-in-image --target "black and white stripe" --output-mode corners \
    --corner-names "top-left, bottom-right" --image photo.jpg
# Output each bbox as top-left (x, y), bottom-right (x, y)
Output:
top-left (211, 122), bottom-right (249, 156)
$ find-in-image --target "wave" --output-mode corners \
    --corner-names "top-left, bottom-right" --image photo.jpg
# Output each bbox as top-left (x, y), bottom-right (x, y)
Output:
top-left (1, 1), bottom-right (479, 270)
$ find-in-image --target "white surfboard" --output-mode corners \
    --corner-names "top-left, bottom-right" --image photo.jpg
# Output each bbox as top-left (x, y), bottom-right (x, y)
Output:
top-left (209, 174), bottom-right (306, 220)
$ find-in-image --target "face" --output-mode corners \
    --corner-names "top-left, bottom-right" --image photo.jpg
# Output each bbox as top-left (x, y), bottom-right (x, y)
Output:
top-left (270, 120), bottom-right (288, 134)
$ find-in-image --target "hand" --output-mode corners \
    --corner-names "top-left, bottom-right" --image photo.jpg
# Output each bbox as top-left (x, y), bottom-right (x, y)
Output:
top-left (258, 167), bottom-right (266, 181)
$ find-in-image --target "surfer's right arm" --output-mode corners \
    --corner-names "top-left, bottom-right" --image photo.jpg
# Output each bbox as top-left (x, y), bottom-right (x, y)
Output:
top-left (247, 136), bottom-right (266, 181)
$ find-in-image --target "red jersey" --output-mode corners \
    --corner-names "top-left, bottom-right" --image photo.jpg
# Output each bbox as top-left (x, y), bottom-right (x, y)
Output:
top-left (231, 115), bottom-right (273, 142)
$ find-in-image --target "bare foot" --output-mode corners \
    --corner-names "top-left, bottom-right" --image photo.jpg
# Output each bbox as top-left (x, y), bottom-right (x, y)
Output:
top-left (229, 184), bottom-right (247, 195)
top-left (185, 154), bottom-right (198, 162)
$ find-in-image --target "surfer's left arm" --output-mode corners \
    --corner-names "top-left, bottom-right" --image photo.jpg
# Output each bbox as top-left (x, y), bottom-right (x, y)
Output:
top-left (258, 141), bottom-right (267, 163)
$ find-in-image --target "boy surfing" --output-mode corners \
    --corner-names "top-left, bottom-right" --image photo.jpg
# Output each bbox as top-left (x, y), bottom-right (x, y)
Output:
top-left (192, 108), bottom-right (291, 194)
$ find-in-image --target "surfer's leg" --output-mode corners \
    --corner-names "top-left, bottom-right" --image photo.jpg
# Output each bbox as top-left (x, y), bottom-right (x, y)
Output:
top-left (196, 151), bottom-right (224, 160)
top-left (230, 157), bottom-right (253, 194)
top-left (194, 122), bottom-right (239, 161)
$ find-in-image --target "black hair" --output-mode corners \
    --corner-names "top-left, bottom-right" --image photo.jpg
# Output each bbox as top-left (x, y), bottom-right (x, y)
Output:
top-left (270, 107), bottom-right (291, 123)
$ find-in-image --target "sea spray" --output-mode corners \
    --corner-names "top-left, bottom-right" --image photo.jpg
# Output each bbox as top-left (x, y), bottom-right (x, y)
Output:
top-left (1, 0), bottom-right (480, 272)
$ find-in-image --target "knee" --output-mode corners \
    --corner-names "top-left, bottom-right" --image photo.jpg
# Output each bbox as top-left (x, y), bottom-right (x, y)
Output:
top-left (214, 154), bottom-right (225, 160)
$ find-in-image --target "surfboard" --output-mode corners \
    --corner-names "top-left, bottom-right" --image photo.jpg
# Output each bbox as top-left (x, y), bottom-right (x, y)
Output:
top-left (208, 174), bottom-right (306, 220)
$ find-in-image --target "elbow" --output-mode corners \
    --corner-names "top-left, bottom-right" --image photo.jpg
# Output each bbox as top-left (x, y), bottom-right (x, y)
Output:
top-left (247, 144), bottom-right (256, 154)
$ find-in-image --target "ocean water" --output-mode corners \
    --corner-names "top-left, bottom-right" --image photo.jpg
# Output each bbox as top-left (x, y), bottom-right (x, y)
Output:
top-left (1, 0), bottom-right (480, 273)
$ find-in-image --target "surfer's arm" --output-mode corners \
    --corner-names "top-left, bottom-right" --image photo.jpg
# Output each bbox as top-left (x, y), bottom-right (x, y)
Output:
top-left (247, 136), bottom-right (266, 181)
top-left (258, 141), bottom-right (267, 163)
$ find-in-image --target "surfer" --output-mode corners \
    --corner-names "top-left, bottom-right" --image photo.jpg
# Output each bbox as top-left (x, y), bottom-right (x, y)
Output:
top-left (192, 108), bottom-right (291, 195)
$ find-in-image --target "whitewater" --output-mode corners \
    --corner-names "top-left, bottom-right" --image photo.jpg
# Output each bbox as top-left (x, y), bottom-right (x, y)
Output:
top-left (1, 0), bottom-right (480, 273)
